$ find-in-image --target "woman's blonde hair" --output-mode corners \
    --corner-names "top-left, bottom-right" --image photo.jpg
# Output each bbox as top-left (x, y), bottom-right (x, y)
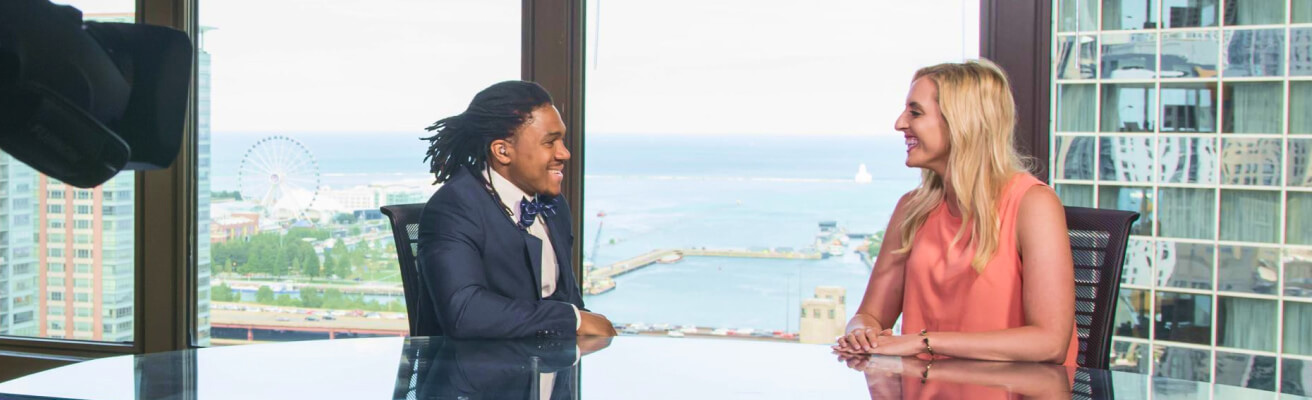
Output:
top-left (895, 59), bottom-right (1030, 273)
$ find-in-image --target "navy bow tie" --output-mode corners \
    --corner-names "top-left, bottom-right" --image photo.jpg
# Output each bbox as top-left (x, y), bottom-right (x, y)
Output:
top-left (518, 197), bottom-right (556, 228)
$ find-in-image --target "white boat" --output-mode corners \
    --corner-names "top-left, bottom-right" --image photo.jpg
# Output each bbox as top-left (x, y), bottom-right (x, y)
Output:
top-left (854, 163), bottom-right (872, 184)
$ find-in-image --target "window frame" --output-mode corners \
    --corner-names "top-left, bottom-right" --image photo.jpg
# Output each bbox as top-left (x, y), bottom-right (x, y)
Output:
top-left (981, 0), bottom-right (1054, 182)
top-left (0, 0), bottom-right (584, 377)
top-left (0, 0), bottom-right (1051, 381)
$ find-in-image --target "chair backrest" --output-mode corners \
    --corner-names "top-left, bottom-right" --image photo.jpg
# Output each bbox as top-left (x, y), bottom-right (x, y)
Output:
top-left (381, 203), bottom-right (441, 336)
top-left (1070, 367), bottom-right (1115, 400)
top-left (1065, 206), bottom-right (1139, 370)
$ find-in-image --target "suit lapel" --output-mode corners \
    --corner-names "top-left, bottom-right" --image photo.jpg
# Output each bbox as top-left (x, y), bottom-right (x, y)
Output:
top-left (522, 229), bottom-right (543, 296)
top-left (542, 212), bottom-right (573, 300)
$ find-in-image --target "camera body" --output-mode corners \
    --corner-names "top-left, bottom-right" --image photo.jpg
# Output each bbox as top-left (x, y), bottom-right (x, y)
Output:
top-left (0, 0), bottom-right (192, 188)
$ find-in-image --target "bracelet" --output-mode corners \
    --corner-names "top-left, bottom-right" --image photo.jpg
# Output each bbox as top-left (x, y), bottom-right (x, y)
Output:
top-left (919, 359), bottom-right (934, 384)
top-left (918, 329), bottom-right (934, 357)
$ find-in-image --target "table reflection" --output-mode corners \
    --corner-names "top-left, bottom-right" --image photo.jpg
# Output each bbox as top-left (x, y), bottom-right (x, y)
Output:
top-left (838, 353), bottom-right (1092, 399)
top-left (395, 336), bottom-right (612, 400)
top-left (0, 336), bottom-right (1305, 400)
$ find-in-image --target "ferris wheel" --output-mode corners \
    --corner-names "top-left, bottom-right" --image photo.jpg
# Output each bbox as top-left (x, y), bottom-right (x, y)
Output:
top-left (237, 135), bottom-right (321, 220)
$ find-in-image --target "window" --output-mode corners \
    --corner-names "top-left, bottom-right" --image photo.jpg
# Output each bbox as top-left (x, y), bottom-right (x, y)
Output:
top-left (580, 0), bottom-right (978, 343)
top-left (45, 204), bottom-right (62, 214)
top-left (75, 249), bottom-right (92, 259)
top-left (74, 264), bottom-right (91, 274)
top-left (197, 0), bottom-right (520, 346)
top-left (48, 292), bottom-right (62, 302)
top-left (12, 311), bottom-right (32, 325)
top-left (1050, 0), bottom-right (1307, 389)
top-left (46, 248), bottom-right (63, 258)
top-left (74, 205), bottom-right (91, 215)
top-left (73, 279), bottom-right (90, 289)
top-left (74, 293), bottom-right (90, 303)
top-left (74, 220), bottom-right (91, 230)
top-left (46, 278), bottom-right (63, 287)
top-left (47, 263), bottom-right (64, 273)
top-left (75, 307), bottom-right (91, 318)
top-left (48, 307), bottom-right (63, 317)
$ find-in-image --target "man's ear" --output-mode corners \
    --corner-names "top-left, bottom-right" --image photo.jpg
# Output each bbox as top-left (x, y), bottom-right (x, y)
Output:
top-left (490, 139), bottom-right (513, 165)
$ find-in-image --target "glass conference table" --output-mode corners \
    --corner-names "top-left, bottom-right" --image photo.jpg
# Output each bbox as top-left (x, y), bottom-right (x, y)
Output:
top-left (0, 335), bottom-right (1303, 400)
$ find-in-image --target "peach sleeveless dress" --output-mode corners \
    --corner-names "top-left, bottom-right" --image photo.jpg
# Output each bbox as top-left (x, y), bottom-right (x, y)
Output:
top-left (900, 173), bottom-right (1079, 367)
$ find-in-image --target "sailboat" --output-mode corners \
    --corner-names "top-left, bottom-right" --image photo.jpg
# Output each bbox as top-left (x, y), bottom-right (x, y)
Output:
top-left (854, 163), bottom-right (872, 184)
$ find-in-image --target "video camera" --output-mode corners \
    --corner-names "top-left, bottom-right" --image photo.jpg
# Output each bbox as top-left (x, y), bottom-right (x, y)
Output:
top-left (0, 0), bottom-right (192, 188)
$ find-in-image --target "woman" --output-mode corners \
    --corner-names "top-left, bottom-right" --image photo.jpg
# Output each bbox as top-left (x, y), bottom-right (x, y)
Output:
top-left (834, 59), bottom-right (1078, 365)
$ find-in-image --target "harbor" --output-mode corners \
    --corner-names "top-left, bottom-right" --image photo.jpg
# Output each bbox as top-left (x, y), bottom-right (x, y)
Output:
top-left (584, 221), bottom-right (881, 296)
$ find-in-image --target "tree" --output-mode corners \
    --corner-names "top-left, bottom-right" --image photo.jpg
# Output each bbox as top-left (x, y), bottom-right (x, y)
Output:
top-left (299, 287), bottom-right (323, 308)
top-left (272, 245), bottom-right (289, 277)
top-left (323, 289), bottom-right (345, 309)
top-left (387, 300), bottom-right (405, 313)
top-left (275, 294), bottom-right (296, 307)
top-left (870, 230), bottom-right (886, 255)
top-left (249, 235), bottom-right (278, 276)
top-left (301, 244), bottom-right (321, 278)
top-left (322, 253), bottom-right (337, 279)
top-left (212, 283), bottom-right (234, 302)
top-left (255, 286), bottom-right (275, 304)
top-left (338, 257), bottom-right (353, 278)
top-left (211, 190), bottom-right (243, 201)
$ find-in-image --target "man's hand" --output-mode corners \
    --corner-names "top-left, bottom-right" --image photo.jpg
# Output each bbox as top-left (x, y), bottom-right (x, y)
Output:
top-left (578, 336), bottom-right (613, 356)
top-left (577, 311), bottom-right (618, 336)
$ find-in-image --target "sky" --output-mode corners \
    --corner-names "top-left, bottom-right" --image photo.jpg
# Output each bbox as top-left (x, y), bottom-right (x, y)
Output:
top-left (54, 0), bottom-right (979, 136)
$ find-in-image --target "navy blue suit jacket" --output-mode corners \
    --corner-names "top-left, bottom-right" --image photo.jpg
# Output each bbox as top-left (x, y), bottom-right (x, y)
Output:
top-left (416, 166), bottom-right (583, 339)
top-left (414, 338), bottom-right (578, 400)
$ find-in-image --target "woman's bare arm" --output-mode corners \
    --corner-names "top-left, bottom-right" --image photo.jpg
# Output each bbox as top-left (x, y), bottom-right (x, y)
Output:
top-left (837, 192), bottom-right (914, 352)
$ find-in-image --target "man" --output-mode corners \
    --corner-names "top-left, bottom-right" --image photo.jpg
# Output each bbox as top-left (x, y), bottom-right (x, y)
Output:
top-left (417, 80), bottom-right (616, 338)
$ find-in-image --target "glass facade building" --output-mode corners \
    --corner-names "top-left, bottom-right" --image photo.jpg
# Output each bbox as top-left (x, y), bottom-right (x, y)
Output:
top-left (1052, 0), bottom-right (1312, 394)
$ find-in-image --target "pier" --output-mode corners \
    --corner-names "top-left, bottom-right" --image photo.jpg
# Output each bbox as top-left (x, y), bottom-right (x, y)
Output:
top-left (587, 247), bottom-right (822, 283)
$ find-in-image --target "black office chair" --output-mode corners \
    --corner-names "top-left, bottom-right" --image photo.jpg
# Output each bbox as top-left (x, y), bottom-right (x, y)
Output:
top-left (381, 203), bottom-right (442, 336)
top-left (1065, 206), bottom-right (1139, 370)
top-left (1070, 367), bottom-right (1115, 400)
